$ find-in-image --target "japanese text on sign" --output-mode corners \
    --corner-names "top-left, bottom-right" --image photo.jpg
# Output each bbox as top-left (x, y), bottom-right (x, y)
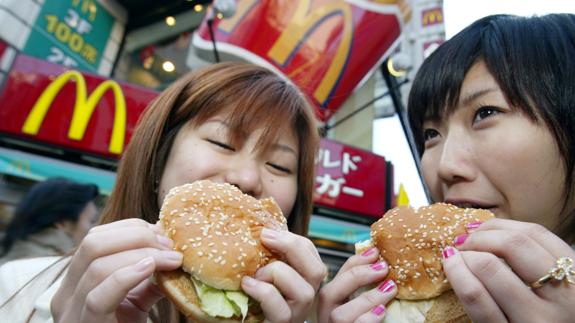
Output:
top-left (315, 149), bottom-right (364, 198)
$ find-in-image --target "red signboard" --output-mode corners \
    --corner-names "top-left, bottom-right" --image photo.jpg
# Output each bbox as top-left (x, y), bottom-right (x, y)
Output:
top-left (0, 55), bottom-right (157, 158)
top-left (0, 39), bottom-right (7, 59)
top-left (314, 138), bottom-right (387, 217)
top-left (193, 0), bottom-right (402, 123)
top-left (0, 54), bottom-right (391, 217)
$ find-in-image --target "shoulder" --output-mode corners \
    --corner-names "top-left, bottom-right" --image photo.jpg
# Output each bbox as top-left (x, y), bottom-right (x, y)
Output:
top-left (0, 257), bottom-right (61, 301)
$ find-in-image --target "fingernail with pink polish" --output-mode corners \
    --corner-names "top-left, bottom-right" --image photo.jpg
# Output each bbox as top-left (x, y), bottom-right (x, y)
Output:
top-left (372, 304), bottom-right (386, 316)
top-left (378, 279), bottom-right (395, 293)
top-left (466, 221), bottom-right (483, 230)
top-left (453, 234), bottom-right (468, 246)
top-left (443, 246), bottom-right (456, 259)
top-left (362, 248), bottom-right (376, 257)
top-left (370, 262), bottom-right (387, 271)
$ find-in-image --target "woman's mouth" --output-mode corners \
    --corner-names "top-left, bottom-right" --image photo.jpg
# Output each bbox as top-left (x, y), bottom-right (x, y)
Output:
top-left (445, 200), bottom-right (497, 211)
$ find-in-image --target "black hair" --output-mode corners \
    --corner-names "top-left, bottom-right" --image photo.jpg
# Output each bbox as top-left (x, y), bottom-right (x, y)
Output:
top-left (1, 177), bottom-right (99, 255)
top-left (408, 14), bottom-right (575, 239)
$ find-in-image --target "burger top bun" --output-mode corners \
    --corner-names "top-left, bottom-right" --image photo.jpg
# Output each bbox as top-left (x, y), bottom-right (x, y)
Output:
top-left (366, 203), bottom-right (494, 300)
top-left (159, 180), bottom-right (287, 291)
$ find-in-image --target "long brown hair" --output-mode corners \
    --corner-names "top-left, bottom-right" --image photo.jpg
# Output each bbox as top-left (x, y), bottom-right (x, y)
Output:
top-left (102, 62), bottom-right (319, 322)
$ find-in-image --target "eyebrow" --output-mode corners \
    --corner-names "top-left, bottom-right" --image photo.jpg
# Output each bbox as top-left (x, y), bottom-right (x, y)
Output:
top-left (207, 119), bottom-right (298, 157)
top-left (270, 143), bottom-right (298, 158)
top-left (459, 87), bottom-right (498, 106)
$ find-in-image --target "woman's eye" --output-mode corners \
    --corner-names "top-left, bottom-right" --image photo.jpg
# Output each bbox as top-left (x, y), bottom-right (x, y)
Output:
top-left (423, 129), bottom-right (440, 142)
top-left (207, 139), bottom-right (235, 151)
top-left (267, 163), bottom-right (292, 175)
top-left (473, 106), bottom-right (500, 123)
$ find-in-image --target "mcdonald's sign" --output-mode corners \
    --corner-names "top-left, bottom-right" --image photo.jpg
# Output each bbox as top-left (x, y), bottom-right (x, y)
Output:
top-left (193, 0), bottom-right (403, 122)
top-left (421, 7), bottom-right (443, 27)
top-left (0, 54), bottom-right (157, 158)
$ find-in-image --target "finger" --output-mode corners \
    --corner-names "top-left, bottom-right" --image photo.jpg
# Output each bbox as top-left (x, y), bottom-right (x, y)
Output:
top-left (456, 229), bottom-right (557, 283)
top-left (462, 250), bottom-right (539, 322)
top-left (255, 261), bottom-right (315, 317)
top-left (260, 229), bottom-right (326, 290)
top-left (461, 250), bottom-right (542, 322)
top-left (354, 304), bottom-right (388, 323)
top-left (337, 248), bottom-right (380, 275)
top-left (330, 279), bottom-right (396, 322)
top-left (88, 218), bottom-right (157, 234)
top-left (469, 218), bottom-right (574, 258)
top-left (242, 276), bottom-right (292, 323)
top-left (72, 248), bottom-right (182, 308)
top-left (125, 278), bottom-right (165, 313)
top-left (318, 261), bottom-right (389, 321)
top-left (442, 247), bottom-right (507, 323)
top-left (81, 256), bottom-right (156, 321)
top-left (64, 226), bottom-right (174, 291)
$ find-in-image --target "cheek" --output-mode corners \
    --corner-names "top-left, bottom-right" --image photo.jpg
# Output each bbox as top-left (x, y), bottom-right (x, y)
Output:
top-left (477, 128), bottom-right (565, 226)
top-left (270, 178), bottom-right (298, 217)
top-left (421, 151), bottom-right (442, 200)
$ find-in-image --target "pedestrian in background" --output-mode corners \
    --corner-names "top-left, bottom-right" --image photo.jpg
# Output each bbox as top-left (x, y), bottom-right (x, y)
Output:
top-left (0, 177), bottom-right (99, 267)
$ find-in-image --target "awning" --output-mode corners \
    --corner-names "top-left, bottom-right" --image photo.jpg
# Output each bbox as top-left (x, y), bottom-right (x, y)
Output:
top-left (0, 147), bottom-right (116, 195)
top-left (309, 215), bottom-right (371, 245)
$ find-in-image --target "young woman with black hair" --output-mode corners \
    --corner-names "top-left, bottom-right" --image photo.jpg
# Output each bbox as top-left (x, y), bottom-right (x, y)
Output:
top-left (318, 14), bottom-right (575, 323)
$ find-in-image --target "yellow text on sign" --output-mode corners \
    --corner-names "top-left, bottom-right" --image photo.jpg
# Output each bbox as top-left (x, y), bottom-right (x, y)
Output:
top-left (45, 15), bottom-right (98, 63)
top-left (22, 70), bottom-right (127, 154)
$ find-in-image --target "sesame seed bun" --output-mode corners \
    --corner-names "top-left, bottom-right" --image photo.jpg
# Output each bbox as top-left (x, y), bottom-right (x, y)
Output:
top-left (362, 203), bottom-right (494, 300)
top-left (355, 203), bottom-right (494, 323)
top-left (155, 180), bottom-right (287, 321)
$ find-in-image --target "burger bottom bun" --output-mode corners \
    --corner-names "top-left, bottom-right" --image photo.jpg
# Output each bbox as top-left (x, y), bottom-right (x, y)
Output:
top-left (155, 269), bottom-right (264, 323)
top-left (384, 290), bottom-right (470, 323)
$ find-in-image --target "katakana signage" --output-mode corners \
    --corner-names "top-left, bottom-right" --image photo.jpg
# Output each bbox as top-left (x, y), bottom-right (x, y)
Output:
top-left (314, 138), bottom-right (390, 218)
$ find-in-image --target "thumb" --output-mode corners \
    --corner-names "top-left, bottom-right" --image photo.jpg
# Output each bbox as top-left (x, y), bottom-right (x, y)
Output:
top-left (125, 278), bottom-right (165, 312)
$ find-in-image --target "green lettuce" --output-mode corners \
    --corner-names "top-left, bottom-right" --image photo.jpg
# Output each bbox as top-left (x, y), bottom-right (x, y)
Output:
top-left (191, 277), bottom-right (249, 320)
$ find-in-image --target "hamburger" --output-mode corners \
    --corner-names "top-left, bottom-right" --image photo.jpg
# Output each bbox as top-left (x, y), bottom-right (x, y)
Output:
top-left (155, 180), bottom-right (287, 322)
top-left (355, 203), bottom-right (495, 323)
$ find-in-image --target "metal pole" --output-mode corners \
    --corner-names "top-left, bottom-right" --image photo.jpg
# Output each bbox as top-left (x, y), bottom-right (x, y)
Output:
top-left (380, 58), bottom-right (430, 202)
top-left (206, 18), bottom-right (220, 63)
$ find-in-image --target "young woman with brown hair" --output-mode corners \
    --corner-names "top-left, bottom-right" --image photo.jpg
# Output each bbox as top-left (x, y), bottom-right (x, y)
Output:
top-left (0, 62), bottom-right (325, 322)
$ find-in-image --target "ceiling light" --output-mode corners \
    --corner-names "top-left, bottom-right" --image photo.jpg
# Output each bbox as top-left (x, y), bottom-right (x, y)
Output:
top-left (194, 4), bottom-right (203, 12)
top-left (162, 61), bottom-right (175, 72)
top-left (165, 16), bottom-right (176, 26)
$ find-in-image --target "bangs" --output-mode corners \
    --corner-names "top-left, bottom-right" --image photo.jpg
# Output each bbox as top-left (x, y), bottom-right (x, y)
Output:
top-left (225, 76), bottom-right (303, 155)
top-left (408, 31), bottom-right (481, 155)
top-left (180, 66), bottom-right (305, 156)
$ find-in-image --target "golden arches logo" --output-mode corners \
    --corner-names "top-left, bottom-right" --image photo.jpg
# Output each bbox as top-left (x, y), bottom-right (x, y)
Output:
top-left (422, 9), bottom-right (443, 26)
top-left (267, 0), bottom-right (352, 107)
top-left (22, 70), bottom-right (127, 154)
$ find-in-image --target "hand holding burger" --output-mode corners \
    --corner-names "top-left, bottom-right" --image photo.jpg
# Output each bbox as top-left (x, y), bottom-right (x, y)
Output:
top-left (355, 203), bottom-right (494, 322)
top-left (155, 180), bottom-right (288, 322)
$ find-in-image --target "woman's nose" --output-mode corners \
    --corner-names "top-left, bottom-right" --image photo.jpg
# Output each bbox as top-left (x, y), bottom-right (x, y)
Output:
top-left (437, 135), bottom-right (476, 184)
top-left (224, 158), bottom-right (263, 198)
